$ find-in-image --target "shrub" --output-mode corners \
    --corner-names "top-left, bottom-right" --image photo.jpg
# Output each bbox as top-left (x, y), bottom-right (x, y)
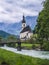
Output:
top-left (43, 41), bottom-right (49, 51)
top-left (7, 43), bottom-right (16, 48)
top-left (32, 44), bottom-right (36, 49)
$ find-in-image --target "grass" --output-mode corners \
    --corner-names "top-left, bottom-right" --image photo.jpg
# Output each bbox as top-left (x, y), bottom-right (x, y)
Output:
top-left (16, 43), bottom-right (32, 49)
top-left (0, 48), bottom-right (49, 65)
top-left (16, 43), bottom-right (40, 49)
top-left (21, 43), bottom-right (33, 49)
top-left (21, 43), bottom-right (32, 47)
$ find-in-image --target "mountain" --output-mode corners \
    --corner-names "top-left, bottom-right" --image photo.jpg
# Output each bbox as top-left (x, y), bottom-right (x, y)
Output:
top-left (26, 16), bottom-right (37, 29)
top-left (0, 30), bottom-right (11, 38)
top-left (0, 16), bottom-right (37, 35)
top-left (0, 30), bottom-right (19, 39)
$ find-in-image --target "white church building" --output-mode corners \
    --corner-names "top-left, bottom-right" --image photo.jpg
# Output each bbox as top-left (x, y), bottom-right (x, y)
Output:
top-left (20, 15), bottom-right (33, 40)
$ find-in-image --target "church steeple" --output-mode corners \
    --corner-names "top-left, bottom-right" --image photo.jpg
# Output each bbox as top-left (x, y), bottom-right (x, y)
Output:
top-left (22, 15), bottom-right (26, 30)
top-left (22, 15), bottom-right (26, 23)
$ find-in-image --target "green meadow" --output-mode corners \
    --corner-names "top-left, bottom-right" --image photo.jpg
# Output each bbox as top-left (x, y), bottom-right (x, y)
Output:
top-left (0, 48), bottom-right (49, 65)
top-left (16, 43), bottom-right (40, 50)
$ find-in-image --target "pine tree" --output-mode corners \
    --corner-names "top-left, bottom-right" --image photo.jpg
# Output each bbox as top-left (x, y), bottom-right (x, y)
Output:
top-left (35, 0), bottom-right (49, 50)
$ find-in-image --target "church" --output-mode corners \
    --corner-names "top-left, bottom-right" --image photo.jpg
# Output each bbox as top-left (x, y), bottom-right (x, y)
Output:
top-left (20, 15), bottom-right (33, 40)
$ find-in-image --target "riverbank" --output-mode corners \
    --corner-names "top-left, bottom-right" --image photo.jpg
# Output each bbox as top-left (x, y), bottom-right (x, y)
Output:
top-left (0, 47), bottom-right (49, 59)
top-left (0, 48), bottom-right (49, 65)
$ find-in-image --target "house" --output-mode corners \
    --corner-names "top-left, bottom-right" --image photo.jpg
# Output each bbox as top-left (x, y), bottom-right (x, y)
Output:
top-left (20, 15), bottom-right (33, 40)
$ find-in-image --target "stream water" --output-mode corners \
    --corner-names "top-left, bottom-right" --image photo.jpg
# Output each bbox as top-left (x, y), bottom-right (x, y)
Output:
top-left (0, 46), bottom-right (49, 59)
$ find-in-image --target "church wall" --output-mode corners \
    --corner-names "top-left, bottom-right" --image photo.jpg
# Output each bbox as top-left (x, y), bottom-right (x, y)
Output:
top-left (20, 31), bottom-right (28, 39)
top-left (20, 15), bottom-right (33, 40)
top-left (28, 33), bottom-right (33, 38)
top-left (20, 31), bottom-right (33, 39)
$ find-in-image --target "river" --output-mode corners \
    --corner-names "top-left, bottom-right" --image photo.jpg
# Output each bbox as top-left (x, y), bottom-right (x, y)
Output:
top-left (0, 46), bottom-right (49, 59)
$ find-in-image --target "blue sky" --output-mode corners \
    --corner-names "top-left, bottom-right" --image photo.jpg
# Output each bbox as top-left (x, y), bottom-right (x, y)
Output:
top-left (0, 0), bottom-right (44, 23)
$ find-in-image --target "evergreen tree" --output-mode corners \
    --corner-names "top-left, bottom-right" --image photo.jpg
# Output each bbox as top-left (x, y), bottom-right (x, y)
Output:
top-left (35, 0), bottom-right (49, 50)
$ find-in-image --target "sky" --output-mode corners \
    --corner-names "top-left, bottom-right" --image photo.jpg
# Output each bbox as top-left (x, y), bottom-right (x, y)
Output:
top-left (0, 0), bottom-right (44, 23)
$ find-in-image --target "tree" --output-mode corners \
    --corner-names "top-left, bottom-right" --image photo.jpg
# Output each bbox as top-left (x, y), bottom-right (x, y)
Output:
top-left (7, 35), bottom-right (17, 41)
top-left (0, 36), bottom-right (3, 42)
top-left (6, 35), bottom-right (17, 47)
top-left (0, 36), bottom-right (4, 46)
top-left (43, 0), bottom-right (49, 10)
top-left (34, 0), bottom-right (49, 50)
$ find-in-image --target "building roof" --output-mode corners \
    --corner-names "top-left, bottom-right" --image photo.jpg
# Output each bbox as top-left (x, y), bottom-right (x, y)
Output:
top-left (22, 15), bottom-right (26, 23)
top-left (20, 25), bottom-right (32, 33)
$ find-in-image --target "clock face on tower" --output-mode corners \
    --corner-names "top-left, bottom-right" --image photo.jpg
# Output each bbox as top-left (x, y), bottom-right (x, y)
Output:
top-left (22, 23), bottom-right (26, 29)
top-left (23, 24), bottom-right (25, 27)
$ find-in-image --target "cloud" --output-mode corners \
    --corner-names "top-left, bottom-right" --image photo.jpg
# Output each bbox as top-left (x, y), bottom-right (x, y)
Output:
top-left (0, 0), bottom-right (44, 23)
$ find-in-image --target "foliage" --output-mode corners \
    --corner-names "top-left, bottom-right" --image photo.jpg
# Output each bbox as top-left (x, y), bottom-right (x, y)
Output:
top-left (0, 36), bottom-right (3, 42)
top-left (6, 35), bottom-right (17, 47)
top-left (0, 36), bottom-right (4, 46)
top-left (0, 49), bottom-right (49, 65)
top-left (18, 43), bottom-right (40, 50)
top-left (34, 0), bottom-right (49, 50)
top-left (28, 34), bottom-right (37, 44)
top-left (6, 35), bottom-right (17, 41)
top-left (43, 0), bottom-right (49, 10)
top-left (32, 44), bottom-right (36, 49)
top-left (43, 41), bottom-right (49, 51)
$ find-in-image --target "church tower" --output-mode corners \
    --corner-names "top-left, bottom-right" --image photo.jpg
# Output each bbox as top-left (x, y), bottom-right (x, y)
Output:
top-left (22, 15), bottom-right (26, 30)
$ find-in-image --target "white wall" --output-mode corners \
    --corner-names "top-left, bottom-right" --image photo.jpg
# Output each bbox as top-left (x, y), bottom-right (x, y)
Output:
top-left (20, 31), bottom-right (28, 38)
top-left (28, 32), bottom-right (33, 38)
top-left (20, 31), bottom-right (33, 39)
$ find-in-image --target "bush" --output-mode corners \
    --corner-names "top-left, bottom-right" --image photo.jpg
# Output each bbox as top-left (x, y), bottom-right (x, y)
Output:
top-left (7, 43), bottom-right (16, 48)
top-left (32, 44), bottom-right (36, 49)
top-left (43, 41), bottom-right (49, 51)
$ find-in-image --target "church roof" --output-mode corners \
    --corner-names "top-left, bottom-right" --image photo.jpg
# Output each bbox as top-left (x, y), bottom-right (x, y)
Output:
top-left (20, 25), bottom-right (32, 33)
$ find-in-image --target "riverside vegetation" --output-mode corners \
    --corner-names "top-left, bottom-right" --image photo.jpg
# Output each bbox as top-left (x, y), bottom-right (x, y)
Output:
top-left (0, 48), bottom-right (49, 65)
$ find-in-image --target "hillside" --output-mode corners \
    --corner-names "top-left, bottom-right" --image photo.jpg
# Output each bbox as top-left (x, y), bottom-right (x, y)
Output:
top-left (0, 30), bottom-right (11, 38)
